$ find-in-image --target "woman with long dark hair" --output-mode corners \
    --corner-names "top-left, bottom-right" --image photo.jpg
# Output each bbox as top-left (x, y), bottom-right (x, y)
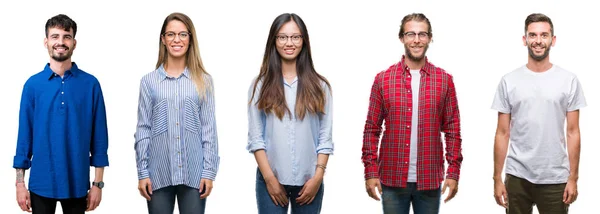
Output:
top-left (247, 13), bottom-right (333, 214)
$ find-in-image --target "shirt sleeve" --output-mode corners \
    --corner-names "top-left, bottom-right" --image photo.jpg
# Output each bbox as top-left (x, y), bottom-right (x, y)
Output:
top-left (134, 79), bottom-right (152, 180)
top-left (491, 77), bottom-right (511, 113)
top-left (316, 83), bottom-right (333, 154)
top-left (567, 76), bottom-right (587, 112)
top-left (200, 76), bottom-right (220, 181)
top-left (362, 73), bottom-right (385, 180)
top-left (247, 79), bottom-right (267, 153)
top-left (13, 82), bottom-right (34, 169)
top-left (90, 80), bottom-right (109, 167)
top-left (442, 75), bottom-right (463, 181)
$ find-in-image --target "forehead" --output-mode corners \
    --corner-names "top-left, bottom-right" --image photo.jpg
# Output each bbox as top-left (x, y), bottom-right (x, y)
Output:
top-left (47, 27), bottom-right (73, 35)
top-left (278, 21), bottom-right (301, 34)
top-left (526, 22), bottom-right (552, 33)
top-left (404, 20), bottom-right (429, 32)
top-left (165, 20), bottom-right (188, 31)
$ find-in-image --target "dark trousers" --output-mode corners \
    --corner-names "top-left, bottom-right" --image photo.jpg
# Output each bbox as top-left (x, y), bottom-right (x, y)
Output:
top-left (30, 191), bottom-right (87, 214)
top-left (505, 174), bottom-right (569, 214)
top-left (146, 185), bottom-right (207, 214)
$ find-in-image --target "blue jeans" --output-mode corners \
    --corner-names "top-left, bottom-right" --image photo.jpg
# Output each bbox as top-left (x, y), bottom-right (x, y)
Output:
top-left (147, 185), bottom-right (206, 214)
top-left (381, 183), bottom-right (441, 214)
top-left (256, 169), bottom-right (324, 214)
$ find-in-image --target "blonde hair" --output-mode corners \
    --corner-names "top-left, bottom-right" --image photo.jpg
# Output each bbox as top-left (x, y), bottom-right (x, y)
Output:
top-left (156, 12), bottom-right (211, 99)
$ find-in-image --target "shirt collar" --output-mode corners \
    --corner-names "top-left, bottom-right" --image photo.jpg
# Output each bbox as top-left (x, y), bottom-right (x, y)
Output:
top-left (157, 64), bottom-right (191, 80)
top-left (282, 76), bottom-right (298, 86)
top-left (398, 55), bottom-right (432, 76)
top-left (45, 62), bottom-right (79, 80)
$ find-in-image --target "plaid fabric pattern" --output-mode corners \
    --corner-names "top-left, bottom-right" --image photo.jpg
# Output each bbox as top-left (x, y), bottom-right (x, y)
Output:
top-left (362, 56), bottom-right (463, 190)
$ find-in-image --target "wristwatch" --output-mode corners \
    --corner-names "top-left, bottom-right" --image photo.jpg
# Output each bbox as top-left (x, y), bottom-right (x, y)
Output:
top-left (92, 181), bottom-right (104, 189)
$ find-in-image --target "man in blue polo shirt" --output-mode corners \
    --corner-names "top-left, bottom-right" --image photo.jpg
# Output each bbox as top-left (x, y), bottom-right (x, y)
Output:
top-left (13, 14), bottom-right (109, 214)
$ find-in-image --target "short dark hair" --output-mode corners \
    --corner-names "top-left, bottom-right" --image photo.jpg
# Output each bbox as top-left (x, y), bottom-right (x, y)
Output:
top-left (525, 13), bottom-right (553, 35)
top-left (399, 13), bottom-right (432, 38)
top-left (45, 14), bottom-right (77, 38)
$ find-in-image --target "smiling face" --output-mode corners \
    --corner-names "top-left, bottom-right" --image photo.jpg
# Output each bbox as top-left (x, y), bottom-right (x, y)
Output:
top-left (275, 20), bottom-right (303, 62)
top-left (523, 21), bottom-right (555, 61)
top-left (45, 27), bottom-right (76, 62)
top-left (161, 20), bottom-right (190, 59)
top-left (400, 20), bottom-right (431, 62)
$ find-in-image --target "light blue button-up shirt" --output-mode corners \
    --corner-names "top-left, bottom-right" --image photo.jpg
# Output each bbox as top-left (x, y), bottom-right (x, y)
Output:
top-left (247, 77), bottom-right (333, 186)
top-left (135, 65), bottom-right (220, 191)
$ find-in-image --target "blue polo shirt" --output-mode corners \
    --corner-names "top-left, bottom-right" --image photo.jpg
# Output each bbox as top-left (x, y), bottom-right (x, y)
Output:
top-left (13, 62), bottom-right (109, 199)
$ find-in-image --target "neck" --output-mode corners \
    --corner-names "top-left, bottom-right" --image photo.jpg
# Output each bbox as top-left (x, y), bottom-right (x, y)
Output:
top-left (165, 56), bottom-right (186, 76)
top-left (405, 56), bottom-right (426, 70)
top-left (49, 58), bottom-right (73, 77)
top-left (281, 59), bottom-right (297, 77)
top-left (526, 56), bottom-right (552, 72)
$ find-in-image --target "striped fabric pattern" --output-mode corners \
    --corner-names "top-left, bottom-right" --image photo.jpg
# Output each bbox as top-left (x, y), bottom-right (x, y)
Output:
top-left (362, 56), bottom-right (462, 191)
top-left (135, 64), bottom-right (220, 191)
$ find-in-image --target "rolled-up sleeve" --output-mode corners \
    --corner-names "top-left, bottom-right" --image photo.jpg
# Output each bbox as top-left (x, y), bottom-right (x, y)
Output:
top-left (316, 83), bottom-right (333, 154)
top-left (90, 81), bottom-right (109, 167)
top-left (14, 83), bottom-right (34, 169)
top-left (247, 80), bottom-right (267, 153)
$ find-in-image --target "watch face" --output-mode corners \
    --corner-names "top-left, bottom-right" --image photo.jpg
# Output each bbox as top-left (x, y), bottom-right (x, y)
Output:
top-left (94, 182), bottom-right (104, 189)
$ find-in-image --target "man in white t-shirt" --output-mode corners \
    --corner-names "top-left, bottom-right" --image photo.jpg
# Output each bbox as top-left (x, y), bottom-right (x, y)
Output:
top-left (491, 13), bottom-right (586, 214)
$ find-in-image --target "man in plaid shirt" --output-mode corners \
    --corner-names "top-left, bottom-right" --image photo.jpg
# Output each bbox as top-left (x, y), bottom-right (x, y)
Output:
top-left (361, 13), bottom-right (463, 214)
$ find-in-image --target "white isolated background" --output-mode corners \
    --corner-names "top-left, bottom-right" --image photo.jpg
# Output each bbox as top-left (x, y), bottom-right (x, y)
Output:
top-left (0, 0), bottom-right (598, 213)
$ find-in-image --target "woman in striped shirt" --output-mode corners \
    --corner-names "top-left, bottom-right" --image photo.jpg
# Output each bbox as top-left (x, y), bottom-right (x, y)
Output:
top-left (247, 13), bottom-right (334, 214)
top-left (134, 12), bottom-right (220, 214)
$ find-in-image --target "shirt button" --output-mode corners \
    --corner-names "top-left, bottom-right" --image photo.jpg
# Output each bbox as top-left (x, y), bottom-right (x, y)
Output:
top-left (178, 165), bottom-right (182, 168)
top-left (61, 81), bottom-right (64, 84)
top-left (61, 92), bottom-right (64, 94)
top-left (61, 102), bottom-right (64, 105)
top-left (408, 108), bottom-right (411, 111)
top-left (407, 90), bottom-right (411, 93)
top-left (176, 122), bottom-right (179, 126)
top-left (176, 136), bottom-right (180, 139)
top-left (407, 125), bottom-right (410, 128)
top-left (406, 144), bottom-right (409, 146)
top-left (405, 162), bottom-right (408, 164)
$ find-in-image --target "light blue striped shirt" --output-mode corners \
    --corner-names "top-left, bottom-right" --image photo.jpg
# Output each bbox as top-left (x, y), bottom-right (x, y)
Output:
top-left (247, 77), bottom-right (333, 186)
top-left (135, 65), bottom-right (219, 191)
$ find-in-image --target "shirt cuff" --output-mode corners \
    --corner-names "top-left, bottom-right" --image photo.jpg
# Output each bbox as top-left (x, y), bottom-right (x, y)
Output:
top-left (446, 168), bottom-right (460, 181)
top-left (90, 154), bottom-right (109, 167)
top-left (138, 170), bottom-right (149, 180)
top-left (364, 166), bottom-right (379, 180)
top-left (317, 148), bottom-right (333, 155)
top-left (202, 170), bottom-right (217, 181)
top-left (247, 141), bottom-right (266, 153)
top-left (316, 142), bottom-right (334, 155)
top-left (13, 156), bottom-right (31, 169)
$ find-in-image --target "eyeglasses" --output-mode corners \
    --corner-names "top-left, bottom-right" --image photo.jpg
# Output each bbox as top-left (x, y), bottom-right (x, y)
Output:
top-left (276, 34), bottom-right (303, 44)
top-left (403, 32), bottom-right (430, 41)
top-left (526, 33), bottom-right (552, 41)
top-left (163, 31), bottom-right (191, 41)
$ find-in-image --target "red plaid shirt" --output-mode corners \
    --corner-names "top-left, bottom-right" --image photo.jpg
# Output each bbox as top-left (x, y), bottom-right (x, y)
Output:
top-left (362, 56), bottom-right (463, 190)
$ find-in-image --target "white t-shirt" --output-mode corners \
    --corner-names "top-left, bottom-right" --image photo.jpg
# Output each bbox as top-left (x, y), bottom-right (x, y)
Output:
top-left (407, 69), bottom-right (420, 182)
top-left (491, 65), bottom-right (586, 184)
